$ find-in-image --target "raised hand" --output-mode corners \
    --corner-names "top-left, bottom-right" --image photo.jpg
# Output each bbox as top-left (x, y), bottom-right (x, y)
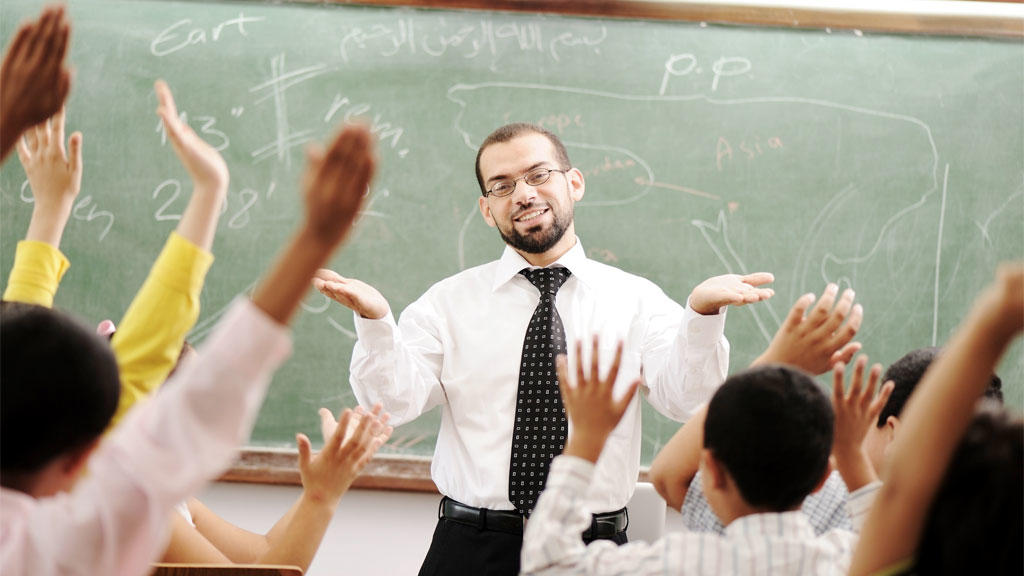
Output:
top-left (296, 404), bottom-right (392, 507)
top-left (318, 404), bottom-right (391, 449)
top-left (753, 283), bottom-right (863, 374)
top-left (155, 79), bottom-right (228, 195)
top-left (557, 338), bottom-right (641, 463)
top-left (312, 268), bottom-right (389, 320)
top-left (0, 5), bottom-right (72, 161)
top-left (974, 262), bottom-right (1024, 341)
top-left (249, 124), bottom-right (376, 325)
top-left (16, 107), bottom-right (82, 248)
top-left (300, 124), bottom-right (375, 248)
top-left (688, 272), bottom-right (775, 315)
top-left (831, 355), bottom-right (893, 492)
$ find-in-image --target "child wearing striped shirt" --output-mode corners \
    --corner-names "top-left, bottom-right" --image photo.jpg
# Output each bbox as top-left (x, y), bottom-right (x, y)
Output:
top-left (521, 337), bottom-right (888, 576)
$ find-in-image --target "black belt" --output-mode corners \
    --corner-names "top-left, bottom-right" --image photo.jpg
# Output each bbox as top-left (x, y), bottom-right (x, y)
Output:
top-left (439, 496), bottom-right (628, 539)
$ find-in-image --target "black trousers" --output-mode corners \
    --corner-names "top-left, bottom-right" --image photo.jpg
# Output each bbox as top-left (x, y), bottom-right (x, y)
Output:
top-left (417, 513), bottom-right (628, 576)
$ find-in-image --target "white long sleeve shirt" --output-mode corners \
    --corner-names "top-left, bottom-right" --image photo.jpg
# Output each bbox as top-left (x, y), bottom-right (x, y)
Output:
top-left (521, 455), bottom-right (880, 575)
top-left (350, 239), bottom-right (728, 512)
top-left (0, 299), bottom-right (292, 576)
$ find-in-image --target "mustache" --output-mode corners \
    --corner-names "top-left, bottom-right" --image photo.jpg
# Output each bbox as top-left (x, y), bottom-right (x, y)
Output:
top-left (512, 203), bottom-right (550, 220)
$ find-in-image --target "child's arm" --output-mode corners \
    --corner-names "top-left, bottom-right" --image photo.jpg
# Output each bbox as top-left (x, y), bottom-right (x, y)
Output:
top-left (3, 107), bottom-right (81, 307)
top-left (23, 114), bottom-right (377, 576)
top-left (0, 5), bottom-right (71, 162)
top-left (164, 407), bottom-right (392, 572)
top-left (648, 404), bottom-right (705, 511)
top-left (107, 80), bottom-right (228, 427)
top-left (830, 355), bottom-right (892, 494)
top-left (849, 263), bottom-right (1023, 575)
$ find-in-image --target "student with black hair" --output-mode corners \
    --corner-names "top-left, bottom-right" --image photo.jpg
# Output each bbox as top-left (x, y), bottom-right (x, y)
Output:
top-left (851, 263), bottom-right (1023, 576)
top-left (4, 80), bottom-right (227, 430)
top-left (0, 119), bottom-right (379, 576)
top-left (862, 345), bottom-right (1003, 479)
top-left (662, 315), bottom-right (1007, 541)
top-left (520, 338), bottom-right (889, 575)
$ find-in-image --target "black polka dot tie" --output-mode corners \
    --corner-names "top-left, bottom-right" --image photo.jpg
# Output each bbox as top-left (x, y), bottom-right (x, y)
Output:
top-left (509, 266), bottom-right (571, 516)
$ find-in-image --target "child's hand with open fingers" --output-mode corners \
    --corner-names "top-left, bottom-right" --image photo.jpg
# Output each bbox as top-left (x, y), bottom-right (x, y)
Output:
top-left (557, 337), bottom-right (641, 463)
top-left (297, 404), bottom-right (392, 507)
top-left (831, 355), bottom-right (893, 491)
top-left (16, 107), bottom-right (82, 248)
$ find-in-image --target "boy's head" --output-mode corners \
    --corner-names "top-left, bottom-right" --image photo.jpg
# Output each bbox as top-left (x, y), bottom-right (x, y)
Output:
top-left (1, 302), bottom-right (120, 496)
top-left (701, 365), bottom-right (833, 521)
top-left (916, 400), bottom-right (1022, 575)
top-left (863, 347), bottom-right (1003, 475)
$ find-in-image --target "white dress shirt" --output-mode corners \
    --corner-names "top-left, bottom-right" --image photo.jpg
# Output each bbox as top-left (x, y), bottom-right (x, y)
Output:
top-left (0, 299), bottom-right (292, 576)
top-left (351, 239), bottom-right (728, 512)
top-left (521, 455), bottom-right (880, 575)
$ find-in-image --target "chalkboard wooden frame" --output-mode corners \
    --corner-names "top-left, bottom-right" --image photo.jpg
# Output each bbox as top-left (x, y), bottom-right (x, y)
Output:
top-left (220, 447), bottom-right (655, 491)
top-left (292, 0), bottom-right (1024, 39)
top-left (205, 0), bottom-right (1022, 491)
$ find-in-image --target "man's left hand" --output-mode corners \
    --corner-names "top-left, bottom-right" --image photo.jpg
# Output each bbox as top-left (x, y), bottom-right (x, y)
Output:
top-left (689, 272), bottom-right (775, 315)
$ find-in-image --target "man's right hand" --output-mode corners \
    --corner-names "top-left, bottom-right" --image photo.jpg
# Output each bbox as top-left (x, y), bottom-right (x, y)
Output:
top-left (313, 268), bottom-right (389, 320)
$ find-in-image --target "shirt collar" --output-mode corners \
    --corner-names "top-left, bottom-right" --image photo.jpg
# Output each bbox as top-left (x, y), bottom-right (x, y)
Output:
top-left (724, 510), bottom-right (817, 540)
top-left (491, 236), bottom-right (592, 292)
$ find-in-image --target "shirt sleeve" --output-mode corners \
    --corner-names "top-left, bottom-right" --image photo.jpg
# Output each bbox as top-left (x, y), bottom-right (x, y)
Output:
top-left (846, 481), bottom-right (882, 532)
top-left (640, 290), bottom-right (730, 421)
top-left (521, 455), bottom-right (679, 576)
top-left (2, 240), bottom-right (70, 307)
top-left (348, 295), bottom-right (447, 426)
top-left (108, 232), bottom-right (213, 428)
top-left (10, 298), bottom-right (291, 576)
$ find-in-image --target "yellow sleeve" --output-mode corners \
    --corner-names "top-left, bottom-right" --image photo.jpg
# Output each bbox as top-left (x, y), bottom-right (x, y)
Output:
top-left (108, 232), bottom-right (214, 428)
top-left (2, 240), bottom-right (70, 307)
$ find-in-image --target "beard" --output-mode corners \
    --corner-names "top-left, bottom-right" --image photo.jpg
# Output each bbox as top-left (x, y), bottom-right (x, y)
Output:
top-left (497, 203), bottom-right (574, 254)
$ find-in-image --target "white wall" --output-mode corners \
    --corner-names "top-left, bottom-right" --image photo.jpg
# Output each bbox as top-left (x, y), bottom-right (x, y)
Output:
top-left (199, 481), bottom-right (678, 576)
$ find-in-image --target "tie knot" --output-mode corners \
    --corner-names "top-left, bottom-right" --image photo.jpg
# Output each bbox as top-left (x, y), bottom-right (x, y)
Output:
top-left (520, 267), bottom-right (572, 296)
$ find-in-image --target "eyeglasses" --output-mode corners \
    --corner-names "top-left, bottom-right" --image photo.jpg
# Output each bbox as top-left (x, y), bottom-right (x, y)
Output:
top-left (484, 167), bottom-right (568, 198)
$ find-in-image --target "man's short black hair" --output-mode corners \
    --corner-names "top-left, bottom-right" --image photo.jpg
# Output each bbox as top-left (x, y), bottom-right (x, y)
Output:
top-left (916, 400), bottom-right (1022, 575)
top-left (704, 365), bottom-right (833, 511)
top-left (878, 347), bottom-right (1003, 427)
top-left (474, 123), bottom-right (571, 195)
top-left (1, 302), bottom-right (120, 482)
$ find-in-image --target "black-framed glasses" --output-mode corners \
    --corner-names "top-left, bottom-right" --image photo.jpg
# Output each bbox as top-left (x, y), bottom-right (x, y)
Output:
top-left (484, 167), bottom-right (568, 198)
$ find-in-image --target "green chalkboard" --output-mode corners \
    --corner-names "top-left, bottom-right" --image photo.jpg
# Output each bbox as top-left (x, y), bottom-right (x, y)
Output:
top-left (2, 0), bottom-right (1022, 466)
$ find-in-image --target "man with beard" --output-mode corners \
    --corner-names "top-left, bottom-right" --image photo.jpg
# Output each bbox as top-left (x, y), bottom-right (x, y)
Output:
top-left (314, 123), bottom-right (774, 575)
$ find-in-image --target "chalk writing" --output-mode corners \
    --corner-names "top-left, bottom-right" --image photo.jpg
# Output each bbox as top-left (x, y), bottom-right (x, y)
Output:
top-left (635, 178), bottom-right (720, 201)
top-left (152, 179), bottom-right (184, 221)
top-left (537, 113), bottom-right (584, 134)
top-left (19, 180), bottom-right (33, 203)
top-left (72, 195), bottom-right (115, 241)
top-left (227, 181), bottom-right (275, 230)
top-left (156, 112), bottom-right (230, 152)
top-left (583, 156), bottom-right (635, 178)
top-left (715, 135), bottom-right (783, 171)
top-left (659, 53), bottom-right (752, 95)
top-left (339, 17), bottom-right (606, 65)
top-left (150, 13), bottom-right (265, 57)
top-left (249, 54), bottom-right (328, 166)
top-left (324, 95), bottom-right (409, 158)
